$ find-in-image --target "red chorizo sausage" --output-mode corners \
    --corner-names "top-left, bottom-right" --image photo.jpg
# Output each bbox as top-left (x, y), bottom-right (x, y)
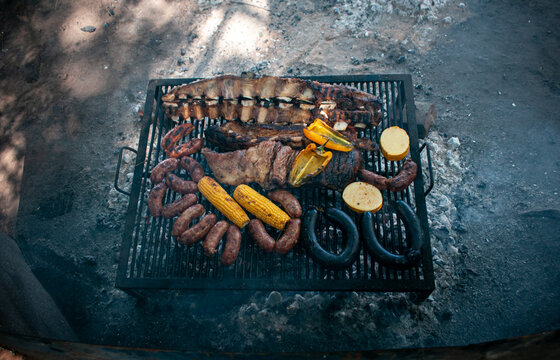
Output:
top-left (179, 156), bottom-right (205, 183)
top-left (179, 213), bottom-right (217, 245)
top-left (203, 220), bottom-right (229, 256)
top-left (167, 138), bottom-right (204, 158)
top-left (161, 123), bottom-right (194, 151)
top-left (161, 193), bottom-right (198, 219)
top-left (274, 218), bottom-right (301, 255)
top-left (147, 182), bottom-right (168, 217)
top-left (166, 174), bottom-right (198, 194)
top-left (248, 219), bottom-right (275, 252)
top-left (268, 190), bottom-right (302, 218)
top-left (359, 169), bottom-right (389, 190)
top-left (388, 159), bottom-right (417, 192)
top-left (171, 204), bottom-right (205, 237)
top-left (150, 158), bottom-right (179, 184)
top-left (221, 225), bottom-right (241, 266)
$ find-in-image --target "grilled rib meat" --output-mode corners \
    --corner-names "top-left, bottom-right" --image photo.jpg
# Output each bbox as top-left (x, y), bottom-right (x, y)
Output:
top-left (161, 75), bottom-right (383, 128)
top-left (202, 141), bottom-right (362, 191)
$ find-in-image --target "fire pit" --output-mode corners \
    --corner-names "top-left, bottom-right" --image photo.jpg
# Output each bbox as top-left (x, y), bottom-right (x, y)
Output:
top-left (114, 75), bottom-right (435, 298)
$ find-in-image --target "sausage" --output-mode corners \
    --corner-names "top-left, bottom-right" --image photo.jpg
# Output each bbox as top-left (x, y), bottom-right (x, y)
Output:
top-left (161, 193), bottom-right (198, 219)
top-left (274, 218), bottom-right (301, 255)
top-left (302, 208), bottom-right (360, 270)
top-left (161, 123), bottom-right (194, 151)
top-left (268, 190), bottom-right (302, 218)
top-left (361, 200), bottom-right (423, 269)
top-left (248, 219), bottom-right (275, 252)
top-left (179, 213), bottom-right (217, 245)
top-left (180, 156), bottom-right (205, 183)
top-left (171, 204), bottom-right (205, 237)
top-left (388, 159), bottom-right (417, 192)
top-left (167, 138), bottom-right (204, 158)
top-left (147, 182), bottom-right (168, 217)
top-left (203, 220), bottom-right (229, 256)
top-left (359, 169), bottom-right (389, 190)
top-left (150, 158), bottom-right (179, 184)
top-left (166, 174), bottom-right (198, 194)
top-left (221, 224), bottom-right (241, 266)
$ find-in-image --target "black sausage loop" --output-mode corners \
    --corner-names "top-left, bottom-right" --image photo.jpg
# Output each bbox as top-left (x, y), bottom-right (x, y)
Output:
top-left (361, 200), bottom-right (423, 269)
top-left (302, 208), bottom-right (360, 270)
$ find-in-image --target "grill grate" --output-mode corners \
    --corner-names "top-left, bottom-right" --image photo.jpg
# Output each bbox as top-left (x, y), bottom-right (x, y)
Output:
top-left (115, 75), bottom-right (435, 295)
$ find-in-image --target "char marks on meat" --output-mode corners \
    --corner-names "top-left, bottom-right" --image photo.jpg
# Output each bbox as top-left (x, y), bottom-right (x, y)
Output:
top-left (205, 122), bottom-right (306, 151)
top-left (202, 141), bottom-right (362, 191)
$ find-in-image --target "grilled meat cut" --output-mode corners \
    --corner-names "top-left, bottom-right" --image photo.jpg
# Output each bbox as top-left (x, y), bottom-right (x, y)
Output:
top-left (161, 75), bottom-right (383, 128)
top-left (202, 141), bottom-right (362, 191)
top-left (205, 121), bottom-right (377, 152)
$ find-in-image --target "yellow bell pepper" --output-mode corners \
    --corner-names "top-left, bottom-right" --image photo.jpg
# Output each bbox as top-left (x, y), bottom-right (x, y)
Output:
top-left (302, 118), bottom-right (354, 152)
top-left (288, 143), bottom-right (333, 187)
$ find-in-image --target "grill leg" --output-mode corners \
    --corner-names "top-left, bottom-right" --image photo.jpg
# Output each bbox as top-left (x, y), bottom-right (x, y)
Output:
top-left (410, 290), bottom-right (431, 304)
top-left (122, 289), bottom-right (146, 300)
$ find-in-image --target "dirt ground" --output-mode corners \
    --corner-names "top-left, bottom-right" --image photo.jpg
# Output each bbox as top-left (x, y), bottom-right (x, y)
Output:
top-left (1, 0), bottom-right (559, 353)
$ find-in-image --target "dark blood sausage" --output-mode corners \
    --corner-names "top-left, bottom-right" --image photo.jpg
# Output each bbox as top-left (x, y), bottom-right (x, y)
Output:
top-left (179, 213), bottom-right (217, 245)
top-left (180, 156), bottom-right (206, 183)
top-left (161, 193), bottom-right (198, 219)
top-left (172, 204), bottom-right (205, 237)
top-left (274, 218), bottom-right (301, 255)
top-left (388, 158), bottom-right (417, 192)
top-left (221, 225), bottom-right (242, 266)
top-left (203, 220), bottom-right (229, 256)
top-left (147, 183), bottom-right (168, 217)
top-left (359, 169), bottom-right (389, 190)
top-left (150, 158), bottom-right (179, 184)
top-left (268, 190), bottom-right (302, 218)
top-left (302, 208), bottom-right (360, 270)
top-left (161, 123), bottom-right (194, 151)
top-left (166, 174), bottom-right (198, 194)
top-left (361, 200), bottom-right (423, 269)
top-left (248, 219), bottom-right (275, 252)
top-left (167, 138), bottom-right (204, 158)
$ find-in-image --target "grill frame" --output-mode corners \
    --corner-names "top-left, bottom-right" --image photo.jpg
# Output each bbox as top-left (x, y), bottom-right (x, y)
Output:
top-left (115, 74), bottom-right (435, 295)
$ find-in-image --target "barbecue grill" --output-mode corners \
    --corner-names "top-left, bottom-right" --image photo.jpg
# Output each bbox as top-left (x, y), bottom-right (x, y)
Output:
top-left (114, 74), bottom-right (435, 299)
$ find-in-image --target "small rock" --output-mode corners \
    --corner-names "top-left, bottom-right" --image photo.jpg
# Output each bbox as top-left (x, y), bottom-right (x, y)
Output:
top-left (189, 57), bottom-right (194, 64)
top-left (396, 55), bottom-right (406, 64)
top-left (286, 301), bottom-right (299, 315)
top-left (83, 255), bottom-right (97, 265)
top-left (177, 58), bottom-right (185, 66)
top-left (168, 69), bottom-right (175, 75)
top-left (350, 57), bottom-right (360, 65)
top-left (447, 136), bottom-right (461, 150)
top-left (80, 26), bottom-right (96, 33)
top-left (415, 84), bottom-right (423, 90)
top-left (459, 3), bottom-right (466, 8)
top-left (266, 291), bottom-right (282, 307)
top-left (287, 67), bottom-right (293, 74)
top-left (108, 9), bottom-right (115, 16)
top-left (180, 48), bottom-right (186, 56)
top-left (363, 57), bottom-right (377, 64)
top-left (420, 3), bottom-right (430, 11)
top-left (407, 48), bottom-right (416, 54)
top-left (104, 22), bottom-right (109, 28)
top-left (442, 17), bottom-right (453, 24)
top-left (181, 67), bottom-right (189, 72)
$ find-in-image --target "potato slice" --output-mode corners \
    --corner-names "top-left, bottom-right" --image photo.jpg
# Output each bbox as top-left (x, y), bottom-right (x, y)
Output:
top-left (380, 126), bottom-right (409, 161)
top-left (342, 182), bottom-right (383, 213)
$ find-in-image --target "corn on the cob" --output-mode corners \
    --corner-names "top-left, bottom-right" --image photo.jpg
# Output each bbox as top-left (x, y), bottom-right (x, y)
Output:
top-left (197, 176), bottom-right (250, 228)
top-left (233, 185), bottom-right (291, 230)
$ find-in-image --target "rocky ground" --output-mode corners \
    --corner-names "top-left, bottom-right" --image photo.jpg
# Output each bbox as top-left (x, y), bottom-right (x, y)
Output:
top-left (0, 0), bottom-right (559, 353)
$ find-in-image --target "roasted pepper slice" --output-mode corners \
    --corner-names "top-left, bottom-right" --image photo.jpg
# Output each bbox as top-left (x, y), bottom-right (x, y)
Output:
top-left (288, 143), bottom-right (333, 187)
top-left (303, 118), bottom-right (354, 152)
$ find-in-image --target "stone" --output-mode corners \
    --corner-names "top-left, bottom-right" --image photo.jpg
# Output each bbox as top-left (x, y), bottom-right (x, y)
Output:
top-left (396, 55), bottom-right (406, 64)
top-left (265, 291), bottom-right (282, 307)
top-left (447, 137), bottom-right (461, 150)
top-left (80, 26), bottom-right (96, 33)
top-left (350, 57), bottom-right (360, 65)
top-left (442, 17), bottom-right (453, 24)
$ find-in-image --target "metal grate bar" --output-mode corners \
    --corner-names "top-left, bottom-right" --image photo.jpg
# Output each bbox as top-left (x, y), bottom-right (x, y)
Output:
top-left (116, 75), bottom-right (435, 293)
